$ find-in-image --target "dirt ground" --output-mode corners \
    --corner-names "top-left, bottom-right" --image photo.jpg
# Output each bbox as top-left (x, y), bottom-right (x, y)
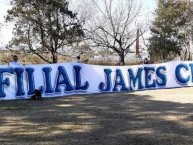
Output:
top-left (0, 87), bottom-right (193, 145)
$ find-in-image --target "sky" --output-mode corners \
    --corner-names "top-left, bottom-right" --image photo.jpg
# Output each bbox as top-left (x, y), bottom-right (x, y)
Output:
top-left (0, 0), bottom-right (12, 46)
top-left (0, 0), bottom-right (157, 47)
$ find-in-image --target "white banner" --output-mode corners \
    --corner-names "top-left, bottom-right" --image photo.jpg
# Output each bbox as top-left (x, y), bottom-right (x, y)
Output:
top-left (0, 61), bottom-right (193, 100)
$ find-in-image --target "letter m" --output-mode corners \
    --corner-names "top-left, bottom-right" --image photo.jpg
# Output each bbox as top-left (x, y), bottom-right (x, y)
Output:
top-left (128, 68), bottom-right (143, 91)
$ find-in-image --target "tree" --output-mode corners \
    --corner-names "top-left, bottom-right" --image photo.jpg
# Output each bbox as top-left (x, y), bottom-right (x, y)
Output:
top-left (149, 0), bottom-right (190, 62)
top-left (6, 0), bottom-right (84, 63)
top-left (84, 0), bottom-right (147, 65)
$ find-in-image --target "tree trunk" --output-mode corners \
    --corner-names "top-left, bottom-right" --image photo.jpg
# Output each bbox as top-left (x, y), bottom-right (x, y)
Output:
top-left (118, 51), bottom-right (125, 66)
top-left (162, 50), bottom-right (166, 62)
top-left (52, 52), bottom-right (58, 63)
top-left (184, 48), bottom-right (188, 61)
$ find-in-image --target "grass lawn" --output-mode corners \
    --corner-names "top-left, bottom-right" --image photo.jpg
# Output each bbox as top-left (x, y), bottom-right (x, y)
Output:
top-left (0, 87), bottom-right (193, 145)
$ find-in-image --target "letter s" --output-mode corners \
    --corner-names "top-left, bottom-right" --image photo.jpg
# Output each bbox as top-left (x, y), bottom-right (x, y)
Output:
top-left (156, 66), bottom-right (167, 87)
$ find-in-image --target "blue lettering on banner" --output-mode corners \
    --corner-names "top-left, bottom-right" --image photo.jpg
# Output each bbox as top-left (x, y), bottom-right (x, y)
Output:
top-left (42, 67), bottom-right (54, 94)
top-left (189, 63), bottom-right (193, 82)
top-left (128, 68), bottom-right (144, 90)
top-left (144, 67), bottom-right (156, 89)
top-left (156, 66), bottom-right (167, 87)
top-left (1, 61), bottom-right (193, 100)
top-left (99, 66), bottom-right (167, 92)
top-left (73, 65), bottom-right (89, 91)
top-left (113, 69), bottom-right (128, 91)
top-left (0, 68), bottom-right (14, 97)
top-left (14, 68), bottom-right (25, 96)
top-left (26, 68), bottom-right (36, 95)
top-left (99, 69), bottom-right (112, 92)
top-left (175, 64), bottom-right (190, 84)
top-left (55, 66), bottom-right (74, 93)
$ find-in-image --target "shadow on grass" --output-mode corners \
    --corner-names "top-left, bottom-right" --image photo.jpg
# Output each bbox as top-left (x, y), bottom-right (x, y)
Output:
top-left (0, 92), bottom-right (193, 145)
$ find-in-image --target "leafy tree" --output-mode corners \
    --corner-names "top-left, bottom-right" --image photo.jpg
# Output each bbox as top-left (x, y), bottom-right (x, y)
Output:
top-left (6, 0), bottom-right (84, 63)
top-left (149, 0), bottom-right (190, 62)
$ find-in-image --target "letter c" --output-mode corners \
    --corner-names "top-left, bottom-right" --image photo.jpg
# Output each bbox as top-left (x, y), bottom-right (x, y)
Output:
top-left (175, 64), bottom-right (190, 84)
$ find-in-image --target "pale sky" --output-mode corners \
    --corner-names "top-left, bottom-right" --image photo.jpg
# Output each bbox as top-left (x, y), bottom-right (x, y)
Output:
top-left (0, 0), bottom-right (12, 46)
top-left (0, 0), bottom-right (157, 47)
